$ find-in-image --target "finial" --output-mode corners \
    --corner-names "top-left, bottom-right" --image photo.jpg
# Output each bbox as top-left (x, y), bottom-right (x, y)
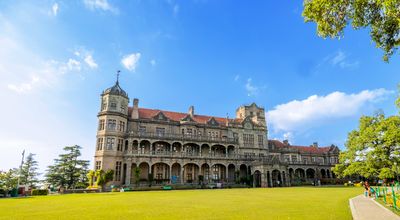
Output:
top-left (116, 70), bottom-right (121, 84)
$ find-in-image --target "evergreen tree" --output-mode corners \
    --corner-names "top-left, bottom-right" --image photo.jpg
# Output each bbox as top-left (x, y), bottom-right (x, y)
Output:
top-left (45, 145), bottom-right (90, 189)
top-left (20, 153), bottom-right (39, 188)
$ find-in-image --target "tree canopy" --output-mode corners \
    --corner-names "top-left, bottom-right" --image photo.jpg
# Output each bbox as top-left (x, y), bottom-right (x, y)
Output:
top-left (0, 169), bottom-right (18, 193)
top-left (45, 145), bottom-right (89, 189)
top-left (20, 153), bottom-right (39, 188)
top-left (303, 0), bottom-right (400, 61)
top-left (333, 111), bottom-right (400, 180)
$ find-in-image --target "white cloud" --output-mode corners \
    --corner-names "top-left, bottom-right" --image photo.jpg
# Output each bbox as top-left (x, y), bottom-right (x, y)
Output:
top-left (52, 3), bottom-right (59, 16)
top-left (7, 76), bottom-right (40, 93)
top-left (266, 89), bottom-right (393, 132)
top-left (330, 50), bottom-right (359, 69)
top-left (245, 78), bottom-right (259, 97)
top-left (67, 58), bottom-right (81, 71)
top-left (121, 53), bottom-right (141, 72)
top-left (84, 54), bottom-right (98, 69)
top-left (83, 0), bottom-right (118, 14)
top-left (150, 59), bottom-right (156, 67)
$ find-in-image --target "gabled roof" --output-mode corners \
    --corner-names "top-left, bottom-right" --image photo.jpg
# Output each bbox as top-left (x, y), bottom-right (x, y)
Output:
top-left (135, 107), bottom-right (234, 126)
top-left (269, 140), bottom-right (337, 154)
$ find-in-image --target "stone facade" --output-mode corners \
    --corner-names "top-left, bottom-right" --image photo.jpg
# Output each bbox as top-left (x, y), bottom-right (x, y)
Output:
top-left (94, 80), bottom-right (340, 187)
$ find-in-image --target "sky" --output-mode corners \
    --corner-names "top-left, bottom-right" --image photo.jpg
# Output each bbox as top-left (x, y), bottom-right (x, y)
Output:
top-left (0, 0), bottom-right (398, 175)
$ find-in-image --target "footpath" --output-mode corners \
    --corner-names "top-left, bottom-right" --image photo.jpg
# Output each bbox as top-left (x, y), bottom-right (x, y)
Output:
top-left (350, 195), bottom-right (400, 220)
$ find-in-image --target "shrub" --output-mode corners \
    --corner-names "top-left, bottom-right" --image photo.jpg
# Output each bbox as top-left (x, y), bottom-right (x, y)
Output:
top-left (31, 189), bottom-right (48, 196)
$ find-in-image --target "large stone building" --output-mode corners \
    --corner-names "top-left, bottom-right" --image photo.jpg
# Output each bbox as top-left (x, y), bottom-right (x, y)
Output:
top-left (94, 79), bottom-right (340, 187)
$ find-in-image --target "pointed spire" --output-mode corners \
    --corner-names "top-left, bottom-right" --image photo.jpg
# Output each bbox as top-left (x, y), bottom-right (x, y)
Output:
top-left (116, 70), bottom-right (121, 85)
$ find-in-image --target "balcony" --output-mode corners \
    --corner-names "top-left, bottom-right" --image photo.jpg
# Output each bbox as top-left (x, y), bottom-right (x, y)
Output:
top-left (128, 131), bottom-right (239, 145)
top-left (124, 150), bottom-right (255, 161)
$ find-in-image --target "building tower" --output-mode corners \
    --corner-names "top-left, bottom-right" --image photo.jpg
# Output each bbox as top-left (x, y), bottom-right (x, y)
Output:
top-left (94, 72), bottom-right (129, 185)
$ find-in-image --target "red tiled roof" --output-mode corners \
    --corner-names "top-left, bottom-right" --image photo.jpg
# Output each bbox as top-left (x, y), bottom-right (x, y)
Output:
top-left (131, 107), bottom-right (241, 125)
top-left (269, 140), bottom-right (334, 154)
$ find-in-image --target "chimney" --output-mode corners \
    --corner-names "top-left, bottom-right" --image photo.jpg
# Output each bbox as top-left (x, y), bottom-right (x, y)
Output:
top-left (312, 142), bottom-right (318, 148)
top-left (188, 106), bottom-right (194, 116)
top-left (131, 98), bottom-right (139, 119)
top-left (283, 140), bottom-right (289, 146)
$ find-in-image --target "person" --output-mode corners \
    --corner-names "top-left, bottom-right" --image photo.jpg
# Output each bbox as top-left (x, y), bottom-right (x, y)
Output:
top-left (364, 181), bottom-right (370, 197)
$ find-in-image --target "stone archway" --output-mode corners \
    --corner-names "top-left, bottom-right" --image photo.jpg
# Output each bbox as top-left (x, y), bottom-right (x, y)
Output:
top-left (321, 169), bottom-right (326, 178)
top-left (271, 170), bottom-right (282, 187)
top-left (228, 164), bottom-right (236, 183)
top-left (138, 162), bottom-right (150, 181)
top-left (183, 163), bottom-right (200, 183)
top-left (239, 164), bottom-right (247, 183)
top-left (254, 170), bottom-right (262, 187)
top-left (306, 168), bottom-right (316, 179)
top-left (295, 168), bottom-right (305, 183)
top-left (211, 164), bottom-right (226, 182)
top-left (139, 140), bottom-right (151, 154)
top-left (152, 141), bottom-right (171, 155)
top-left (151, 163), bottom-right (170, 184)
top-left (171, 163), bottom-right (181, 184)
top-left (201, 163), bottom-right (210, 183)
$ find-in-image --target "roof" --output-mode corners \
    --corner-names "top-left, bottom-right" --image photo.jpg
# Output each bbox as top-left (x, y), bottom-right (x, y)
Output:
top-left (102, 81), bottom-right (128, 98)
top-left (129, 107), bottom-right (243, 126)
top-left (269, 140), bottom-right (336, 154)
top-left (138, 108), bottom-right (231, 125)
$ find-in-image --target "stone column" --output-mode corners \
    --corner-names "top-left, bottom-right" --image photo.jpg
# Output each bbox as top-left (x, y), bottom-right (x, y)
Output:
top-left (180, 167), bottom-right (184, 184)
top-left (125, 163), bottom-right (131, 186)
top-left (169, 165), bottom-right (172, 184)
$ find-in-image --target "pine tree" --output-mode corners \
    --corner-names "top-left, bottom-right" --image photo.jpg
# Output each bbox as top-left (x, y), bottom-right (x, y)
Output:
top-left (20, 153), bottom-right (39, 188)
top-left (45, 145), bottom-right (90, 189)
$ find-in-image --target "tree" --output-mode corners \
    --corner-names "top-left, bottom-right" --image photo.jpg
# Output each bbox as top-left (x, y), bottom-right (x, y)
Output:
top-left (93, 169), bottom-right (114, 191)
top-left (0, 169), bottom-right (19, 195)
top-left (302, 0), bottom-right (400, 61)
top-left (333, 112), bottom-right (400, 180)
top-left (133, 167), bottom-right (141, 186)
top-left (45, 145), bottom-right (90, 189)
top-left (20, 153), bottom-right (39, 188)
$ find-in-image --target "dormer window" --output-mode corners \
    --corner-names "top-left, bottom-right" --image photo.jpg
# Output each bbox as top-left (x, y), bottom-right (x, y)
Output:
top-left (102, 102), bottom-right (107, 111)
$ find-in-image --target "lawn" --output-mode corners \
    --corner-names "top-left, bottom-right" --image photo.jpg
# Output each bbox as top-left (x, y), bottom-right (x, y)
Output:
top-left (0, 187), bottom-right (362, 220)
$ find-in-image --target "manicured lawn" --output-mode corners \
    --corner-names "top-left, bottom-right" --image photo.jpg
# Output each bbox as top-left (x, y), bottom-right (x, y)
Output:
top-left (0, 187), bottom-right (362, 220)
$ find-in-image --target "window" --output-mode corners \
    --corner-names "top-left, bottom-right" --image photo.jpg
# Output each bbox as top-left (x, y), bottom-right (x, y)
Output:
top-left (117, 139), bottom-right (124, 151)
top-left (107, 119), bottom-right (117, 130)
top-left (118, 121), bottom-right (125, 132)
top-left (101, 101), bottom-right (107, 111)
top-left (187, 128), bottom-right (192, 136)
top-left (250, 112), bottom-right (253, 116)
top-left (258, 135), bottom-right (264, 147)
top-left (243, 134), bottom-right (254, 146)
top-left (312, 157), bottom-right (316, 162)
top-left (97, 138), bottom-right (103, 151)
top-left (95, 161), bottom-right (101, 170)
top-left (233, 132), bottom-right (238, 141)
top-left (120, 105), bottom-right (125, 113)
top-left (284, 155), bottom-right (290, 162)
top-left (291, 155), bottom-right (297, 162)
top-left (110, 102), bottom-right (117, 110)
top-left (98, 119), bottom-right (105, 130)
top-left (106, 137), bottom-right (115, 150)
top-left (303, 158), bottom-right (308, 164)
top-left (115, 161), bottom-right (122, 181)
top-left (156, 127), bottom-right (165, 137)
top-left (139, 126), bottom-right (146, 135)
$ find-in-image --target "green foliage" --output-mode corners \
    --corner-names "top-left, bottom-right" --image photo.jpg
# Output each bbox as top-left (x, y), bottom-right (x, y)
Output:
top-left (0, 169), bottom-right (18, 193)
top-left (334, 111), bottom-right (400, 179)
top-left (133, 167), bottom-right (141, 186)
top-left (20, 153), bottom-right (39, 188)
top-left (94, 169), bottom-right (114, 189)
top-left (87, 170), bottom-right (95, 187)
top-left (303, 0), bottom-right (400, 61)
top-left (31, 189), bottom-right (48, 196)
top-left (45, 145), bottom-right (90, 189)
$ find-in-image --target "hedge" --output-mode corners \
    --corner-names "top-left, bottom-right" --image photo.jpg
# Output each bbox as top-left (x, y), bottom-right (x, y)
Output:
top-left (31, 189), bottom-right (48, 196)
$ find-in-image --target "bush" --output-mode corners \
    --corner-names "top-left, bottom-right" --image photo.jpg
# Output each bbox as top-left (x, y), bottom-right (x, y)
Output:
top-left (31, 189), bottom-right (48, 196)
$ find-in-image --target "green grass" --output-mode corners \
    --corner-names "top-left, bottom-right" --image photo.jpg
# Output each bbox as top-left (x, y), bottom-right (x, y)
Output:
top-left (0, 187), bottom-right (362, 220)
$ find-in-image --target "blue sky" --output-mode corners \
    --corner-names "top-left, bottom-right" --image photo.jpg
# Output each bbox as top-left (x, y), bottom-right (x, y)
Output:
top-left (0, 0), bottom-right (398, 173)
